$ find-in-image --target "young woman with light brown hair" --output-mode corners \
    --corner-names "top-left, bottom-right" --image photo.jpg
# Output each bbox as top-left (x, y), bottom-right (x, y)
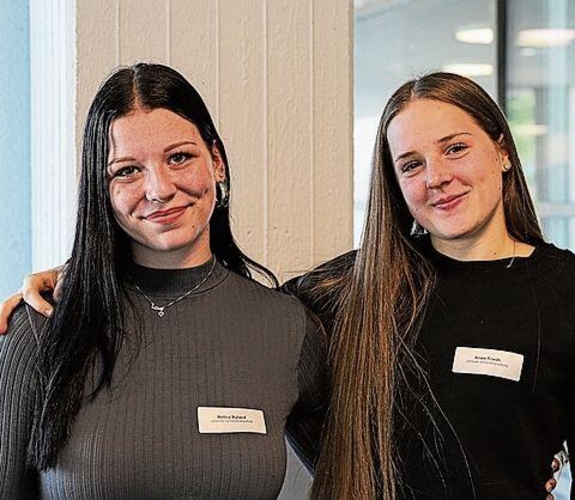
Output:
top-left (288, 72), bottom-right (569, 499)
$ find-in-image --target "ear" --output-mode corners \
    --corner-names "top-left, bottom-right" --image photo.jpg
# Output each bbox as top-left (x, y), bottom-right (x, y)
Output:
top-left (211, 145), bottom-right (226, 182)
top-left (496, 134), bottom-right (510, 172)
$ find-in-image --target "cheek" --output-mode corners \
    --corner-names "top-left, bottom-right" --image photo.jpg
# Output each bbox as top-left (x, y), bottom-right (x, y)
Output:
top-left (482, 158), bottom-right (504, 197)
top-left (108, 183), bottom-right (139, 218)
top-left (398, 178), bottom-right (425, 210)
top-left (186, 175), bottom-right (216, 205)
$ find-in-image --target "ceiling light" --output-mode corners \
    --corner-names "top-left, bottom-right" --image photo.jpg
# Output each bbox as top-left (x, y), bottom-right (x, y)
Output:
top-left (517, 29), bottom-right (575, 48)
top-left (442, 63), bottom-right (494, 77)
top-left (455, 28), bottom-right (494, 44)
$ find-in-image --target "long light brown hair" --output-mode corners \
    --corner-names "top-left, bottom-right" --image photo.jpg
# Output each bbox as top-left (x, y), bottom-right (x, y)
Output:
top-left (311, 72), bottom-right (544, 499)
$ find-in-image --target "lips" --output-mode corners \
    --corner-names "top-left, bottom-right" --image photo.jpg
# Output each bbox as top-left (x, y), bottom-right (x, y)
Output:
top-left (145, 206), bottom-right (187, 224)
top-left (431, 192), bottom-right (469, 209)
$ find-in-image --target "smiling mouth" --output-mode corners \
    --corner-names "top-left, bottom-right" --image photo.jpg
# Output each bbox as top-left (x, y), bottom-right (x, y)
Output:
top-left (431, 192), bottom-right (469, 209)
top-left (146, 206), bottom-right (188, 224)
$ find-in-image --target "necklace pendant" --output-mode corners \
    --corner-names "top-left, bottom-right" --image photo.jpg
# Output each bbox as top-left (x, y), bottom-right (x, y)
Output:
top-left (131, 257), bottom-right (216, 319)
top-left (150, 303), bottom-right (166, 318)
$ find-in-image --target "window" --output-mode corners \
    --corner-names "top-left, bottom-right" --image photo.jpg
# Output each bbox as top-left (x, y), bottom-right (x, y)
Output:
top-left (507, 0), bottom-right (575, 248)
top-left (355, 0), bottom-right (575, 256)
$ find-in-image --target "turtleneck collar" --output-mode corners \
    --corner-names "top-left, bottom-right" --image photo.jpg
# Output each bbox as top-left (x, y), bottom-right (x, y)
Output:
top-left (124, 257), bottom-right (229, 298)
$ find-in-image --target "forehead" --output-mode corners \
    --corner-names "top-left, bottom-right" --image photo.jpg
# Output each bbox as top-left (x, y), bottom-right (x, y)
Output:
top-left (109, 107), bottom-right (203, 153)
top-left (386, 99), bottom-right (485, 154)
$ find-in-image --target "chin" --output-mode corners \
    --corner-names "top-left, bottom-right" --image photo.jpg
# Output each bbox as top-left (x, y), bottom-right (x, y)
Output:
top-left (430, 226), bottom-right (476, 242)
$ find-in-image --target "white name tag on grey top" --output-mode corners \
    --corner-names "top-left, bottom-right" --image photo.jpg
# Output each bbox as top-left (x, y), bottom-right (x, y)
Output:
top-left (452, 347), bottom-right (524, 382)
top-left (197, 407), bottom-right (267, 434)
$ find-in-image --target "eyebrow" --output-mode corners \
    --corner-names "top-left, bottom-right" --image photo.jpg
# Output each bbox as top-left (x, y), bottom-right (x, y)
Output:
top-left (164, 140), bottom-right (199, 152)
top-left (107, 140), bottom-right (200, 166)
top-left (393, 132), bottom-right (472, 163)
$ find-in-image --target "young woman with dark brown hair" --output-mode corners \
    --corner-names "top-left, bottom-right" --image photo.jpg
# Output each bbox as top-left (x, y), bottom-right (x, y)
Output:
top-left (0, 63), bottom-right (325, 499)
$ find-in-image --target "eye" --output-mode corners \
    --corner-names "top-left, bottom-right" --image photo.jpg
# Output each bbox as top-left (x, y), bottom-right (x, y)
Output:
top-left (446, 142), bottom-right (467, 155)
top-left (111, 165), bottom-right (140, 178)
top-left (399, 160), bottom-right (423, 175)
top-left (168, 151), bottom-right (193, 165)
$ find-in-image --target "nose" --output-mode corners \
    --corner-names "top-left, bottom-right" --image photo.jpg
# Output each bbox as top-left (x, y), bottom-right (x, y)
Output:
top-left (425, 157), bottom-right (453, 189)
top-left (144, 167), bottom-right (177, 203)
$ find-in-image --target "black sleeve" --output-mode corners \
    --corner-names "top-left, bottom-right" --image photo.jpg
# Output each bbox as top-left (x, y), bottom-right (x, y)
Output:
top-left (0, 305), bottom-right (41, 499)
top-left (280, 250), bottom-right (356, 330)
top-left (281, 251), bottom-right (356, 474)
top-left (284, 312), bottom-right (328, 475)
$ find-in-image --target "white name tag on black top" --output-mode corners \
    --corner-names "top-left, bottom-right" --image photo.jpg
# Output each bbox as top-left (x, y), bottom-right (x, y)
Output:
top-left (452, 347), bottom-right (524, 382)
top-left (197, 407), bottom-right (267, 434)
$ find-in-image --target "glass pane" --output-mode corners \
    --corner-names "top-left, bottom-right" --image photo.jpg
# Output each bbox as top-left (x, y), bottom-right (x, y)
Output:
top-left (507, 0), bottom-right (575, 250)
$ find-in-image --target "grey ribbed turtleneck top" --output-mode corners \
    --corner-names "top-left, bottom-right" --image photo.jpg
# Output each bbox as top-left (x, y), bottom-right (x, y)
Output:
top-left (0, 260), bottom-right (326, 499)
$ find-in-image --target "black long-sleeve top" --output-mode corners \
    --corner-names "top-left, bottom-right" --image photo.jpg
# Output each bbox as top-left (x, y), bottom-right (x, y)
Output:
top-left (287, 241), bottom-right (575, 499)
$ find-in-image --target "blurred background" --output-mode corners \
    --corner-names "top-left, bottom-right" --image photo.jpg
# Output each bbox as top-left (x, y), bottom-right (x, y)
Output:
top-left (355, 0), bottom-right (575, 252)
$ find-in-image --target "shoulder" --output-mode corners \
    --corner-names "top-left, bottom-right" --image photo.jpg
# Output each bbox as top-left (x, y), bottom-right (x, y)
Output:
top-left (280, 251), bottom-right (357, 325)
top-left (281, 250), bottom-right (356, 297)
top-left (534, 242), bottom-right (575, 276)
top-left (530, 242), bottom-right (575, 308)
top-left (0, 304), bottom-right (43, 363)
top-left (224, 269), bottom-right (308, 317)
top-left (0, 304), bottom-right (42, 407)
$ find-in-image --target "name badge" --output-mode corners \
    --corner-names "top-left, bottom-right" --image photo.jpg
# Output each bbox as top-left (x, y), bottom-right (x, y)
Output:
top-left (197, 407), bottom-right (267, 434)
top-left (452, 347), bottom-right (524, 382)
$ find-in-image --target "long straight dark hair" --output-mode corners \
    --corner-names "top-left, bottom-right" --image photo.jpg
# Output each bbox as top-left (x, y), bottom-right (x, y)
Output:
top-left (28, 63), bottom-right (277, 469)
top-left (311, 72), bottom-right (544, 499)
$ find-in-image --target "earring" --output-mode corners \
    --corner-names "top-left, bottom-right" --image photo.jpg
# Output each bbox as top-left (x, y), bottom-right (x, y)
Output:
top-left (410, 219), bottom-right (427, 237)
top-left (216, 181), bottom-right (230, 208)
top-left (503, 162), bottom-right (511, 172)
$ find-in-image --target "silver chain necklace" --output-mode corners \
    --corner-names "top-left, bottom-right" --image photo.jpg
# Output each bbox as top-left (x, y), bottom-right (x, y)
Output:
top-left (131, 258), bottom-right (217, 318)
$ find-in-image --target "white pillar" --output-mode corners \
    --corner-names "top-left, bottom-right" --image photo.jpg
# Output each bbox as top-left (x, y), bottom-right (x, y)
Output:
top-left (30, 0), bottom-right (77, 271)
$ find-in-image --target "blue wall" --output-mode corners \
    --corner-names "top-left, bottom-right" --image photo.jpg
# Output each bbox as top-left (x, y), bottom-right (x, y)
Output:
top-left (0, 1), bottom-right (31, 298)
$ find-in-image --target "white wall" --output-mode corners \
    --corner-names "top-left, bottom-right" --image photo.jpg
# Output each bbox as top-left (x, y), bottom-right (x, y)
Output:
top-left (32, 0), bottom-right (354, 282)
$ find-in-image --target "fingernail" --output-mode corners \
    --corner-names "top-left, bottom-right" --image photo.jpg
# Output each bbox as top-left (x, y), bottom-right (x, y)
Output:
top-left (45, 308), bottom-right (53, 317)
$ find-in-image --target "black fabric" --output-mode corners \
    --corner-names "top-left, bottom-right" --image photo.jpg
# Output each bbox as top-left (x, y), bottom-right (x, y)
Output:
top-left (398, 240), bottom-right (575, 500)
top-left (290, 242), bottom-right (575, 499)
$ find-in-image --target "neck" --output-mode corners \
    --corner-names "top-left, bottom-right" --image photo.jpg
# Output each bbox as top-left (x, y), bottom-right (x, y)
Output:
top-left (131, 242), bottom-right (213, 269)
top-left (431, 231), bottom-right (516, 262)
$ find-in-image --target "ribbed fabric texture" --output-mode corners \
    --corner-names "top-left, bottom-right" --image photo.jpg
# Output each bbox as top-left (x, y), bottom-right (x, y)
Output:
top-left (395, 241), bottom-right (575, 499)
top-left (0, 260), bottom-right (326, 500)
